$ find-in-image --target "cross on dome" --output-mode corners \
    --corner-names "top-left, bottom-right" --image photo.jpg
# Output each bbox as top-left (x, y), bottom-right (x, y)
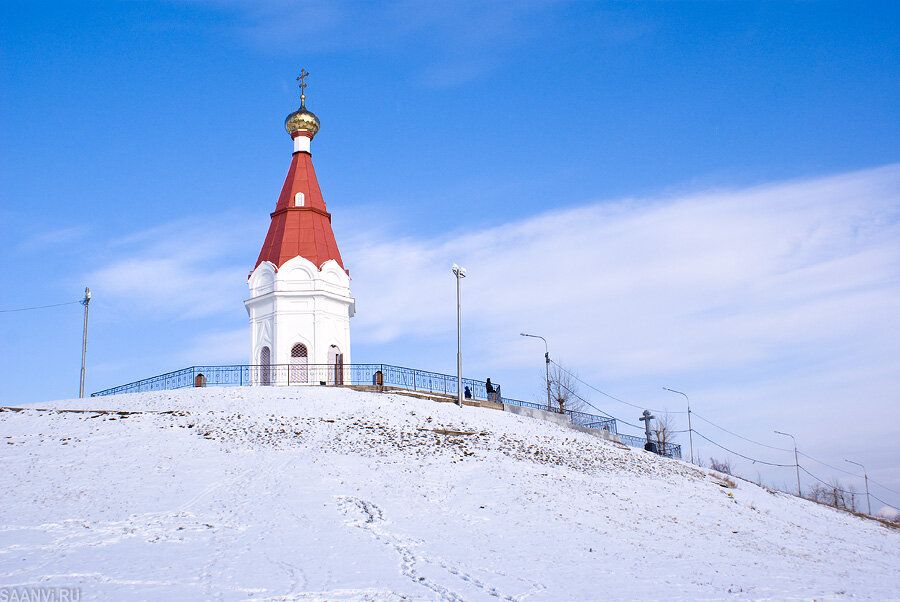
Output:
top-left (297, 68), bottom-right (309, 105)
top-left (285, 68), bottom-right (320, 138)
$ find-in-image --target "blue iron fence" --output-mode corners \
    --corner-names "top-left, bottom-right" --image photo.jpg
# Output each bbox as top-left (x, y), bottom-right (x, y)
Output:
top-left (92, 363), bottom-right (680, 459)
top-left (92, 364), bottom-right (493, 401)
top-left (617, 432), bottom-right (682, 460)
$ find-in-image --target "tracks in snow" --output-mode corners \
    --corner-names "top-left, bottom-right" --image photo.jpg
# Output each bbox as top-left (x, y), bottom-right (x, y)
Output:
top-left (337, 495), bottom-right (542, 601)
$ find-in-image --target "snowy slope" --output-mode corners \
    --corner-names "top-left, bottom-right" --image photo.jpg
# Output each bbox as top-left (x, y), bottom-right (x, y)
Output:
top-left (1, 386), bottom-right (898, 601)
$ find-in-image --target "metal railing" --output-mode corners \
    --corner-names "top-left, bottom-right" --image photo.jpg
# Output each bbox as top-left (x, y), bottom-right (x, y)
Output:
top-left (92, 363), bottom-right (680, 458)
top-left (617, 432), bottom-right (682, 459)
top-left (92, 364), bottom-right (495, 401)
top-left (566, 409), bottom-right (618, 434)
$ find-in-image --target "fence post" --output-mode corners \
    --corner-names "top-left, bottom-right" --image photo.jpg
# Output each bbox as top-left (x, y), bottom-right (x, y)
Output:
top-left (413, 369), bottom-right (418, 391)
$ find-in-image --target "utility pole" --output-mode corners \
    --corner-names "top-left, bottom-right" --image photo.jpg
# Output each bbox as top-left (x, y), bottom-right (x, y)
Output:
top-left (520, 333), bottom-right (551, 412)
top-left (845, 459), bottom-right (871, 515)
top-left (663, 386), bottom-right (693, 464)
top-left (774, 430), bottom-right (801, 497)
top-left (79, 287), bottom-right (91, 398)
top-left (451, 264), bottom-right (466, 407)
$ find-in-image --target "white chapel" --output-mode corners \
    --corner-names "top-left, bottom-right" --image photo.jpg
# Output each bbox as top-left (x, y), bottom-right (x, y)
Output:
top-left (245, 72), bottom-right (355, 384)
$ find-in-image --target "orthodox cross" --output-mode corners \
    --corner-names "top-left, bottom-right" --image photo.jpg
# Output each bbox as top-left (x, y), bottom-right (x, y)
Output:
top-left (639, 410), bottom-right (656, 447)
top-left (297, 69), bottom-right (309, 102)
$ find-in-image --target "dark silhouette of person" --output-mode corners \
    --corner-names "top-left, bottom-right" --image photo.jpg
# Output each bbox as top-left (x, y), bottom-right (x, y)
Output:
top-left (464, 385), bottom-right (472, 399)
top-left (485, 378), bottom-right (495, 402)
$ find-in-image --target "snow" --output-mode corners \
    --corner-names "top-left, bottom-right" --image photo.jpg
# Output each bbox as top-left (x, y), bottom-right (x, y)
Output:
top-left (2, 386), bottom-right (898, 600)
top-left (877, 506), bottom-right (900, 522)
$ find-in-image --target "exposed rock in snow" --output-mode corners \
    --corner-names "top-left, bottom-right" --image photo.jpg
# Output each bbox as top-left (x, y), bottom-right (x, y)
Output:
top-left (2, 386), bottom-right (898, 600)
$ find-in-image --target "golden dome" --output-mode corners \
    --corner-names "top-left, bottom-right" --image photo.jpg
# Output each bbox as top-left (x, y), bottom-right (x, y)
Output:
top-left (285, 100), bottom-right (320, 138)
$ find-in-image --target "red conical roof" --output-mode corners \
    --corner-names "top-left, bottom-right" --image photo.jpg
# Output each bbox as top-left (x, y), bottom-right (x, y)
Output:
top-left (254, 150), bottom-right (345, 272)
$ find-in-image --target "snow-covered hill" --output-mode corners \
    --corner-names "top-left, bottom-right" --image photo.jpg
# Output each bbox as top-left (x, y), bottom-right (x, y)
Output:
top-left (1, 387), bottom-right (898, 600)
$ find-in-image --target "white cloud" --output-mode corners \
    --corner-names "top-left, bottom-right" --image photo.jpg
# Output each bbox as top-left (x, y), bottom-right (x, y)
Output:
top-left (12, 225), bottom-right (90, 254)
top-left (346, 164), bottom-right (900, 380)
top-left (224, 0), bottom-right (559, 86)
top-left (180, 328), bottom-right (248, 365)
top-left (86, 215), bottom-right (260, 320)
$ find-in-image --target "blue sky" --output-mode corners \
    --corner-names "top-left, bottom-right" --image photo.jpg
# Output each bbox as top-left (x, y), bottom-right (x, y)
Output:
top-left (2, 2), bottom-right (899, 508)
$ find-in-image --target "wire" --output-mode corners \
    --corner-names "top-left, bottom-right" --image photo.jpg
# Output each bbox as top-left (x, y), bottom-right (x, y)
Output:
top-left (796, 452), bottom-right (900, 496)
top-left (870, 493), bottom-right (897, 510)
top-left (550, 360), bottom-right (688, 414)
top-left (0, 300), bottom-right (81, 313)
top-left (691, 429), bottom-right (796, 467)
top-left (799, 466), bottom-right (860, 496)
top-left (547, 361), bottom-right (900, 499)
top-left (552, 377), bottom-right (646, 431)
top-left (691, 429), bottom-right (795, 467)
top-left (869, 481), bottom-right (900, 496)
top-left (796, 452), bottom-right (862, 478)
top-left (691, 411), bottom-right (793, 452)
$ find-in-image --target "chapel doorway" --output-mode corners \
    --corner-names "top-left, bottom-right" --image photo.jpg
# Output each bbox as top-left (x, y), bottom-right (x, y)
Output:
top-left (259, 346), bottom-right (271, 386)
top-left (290, 343), bottom-right (308, 384)
top-left (328, 345), bottom-right (344, 385)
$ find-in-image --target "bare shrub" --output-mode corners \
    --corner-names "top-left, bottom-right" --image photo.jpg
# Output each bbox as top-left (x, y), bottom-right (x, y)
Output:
top-left (549, 363), bottom-right (583, 414)
top-left (652, 412), bottom-right (676, 457)
top-left (806, 483), bottom-right (826, 503)
top-left (821, 479), bottom-right (856, 510)
top-left (709, 457), bottom-right (733, 475)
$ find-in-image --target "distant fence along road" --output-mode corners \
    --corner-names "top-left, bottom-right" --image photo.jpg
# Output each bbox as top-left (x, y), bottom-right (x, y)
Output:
top-left (92, 363), bottom-right (681, 459)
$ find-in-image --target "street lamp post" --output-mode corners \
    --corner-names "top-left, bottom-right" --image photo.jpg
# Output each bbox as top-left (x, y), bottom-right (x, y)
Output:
top-left (452, 264), bottom-right (466, 407)
top-left (662, 386), bottom-right (693, 464)
top-left (79, 287), bottom-right (91, 398)
top-left (845, 459), bottom-right (871, 515)
top-left (774, 430), bottom-right (801, 497)
top-left (520, 333), bottom-right (551, 412)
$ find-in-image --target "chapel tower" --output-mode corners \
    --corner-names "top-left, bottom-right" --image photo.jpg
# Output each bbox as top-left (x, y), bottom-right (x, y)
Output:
top-left (245, 71), bottom-right (355, 384)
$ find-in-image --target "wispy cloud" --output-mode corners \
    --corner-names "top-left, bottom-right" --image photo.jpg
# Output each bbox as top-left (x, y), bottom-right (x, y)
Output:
top-left (15, 225), bottom-right (90, 253)
top-left (84, 164), bottom-right (900, 385)
top-left (180, 328), bottom-right (247, 365)
top-left (345, 164), bottom-right (900, 380)
top-left (222, 0), bottom-right (562, 87)
top-left (86, 215), bottom-right (260, 320)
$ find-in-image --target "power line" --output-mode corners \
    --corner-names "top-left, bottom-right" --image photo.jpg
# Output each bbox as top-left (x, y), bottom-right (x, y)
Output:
top-left (691, 429), bottom-right (796, 467)
top-left (869, 481), bottom-right (900, 497)
top-left (0, 300), bottom-right (81, 313)
top-left (691, 411), bottom-right (792, 452)
top-left (796, 452), bottom-right (900, 496)
top-left (552, 376), bottom-right (645, 431)
top-left (546, 361), bottom-right (900, 500)
top-left (870, 493), bottom-right (896, 510)
top-left (797, 452), bottom-right (861, 479)
top-left (799, 466), bottom-right (860, 496)
top-left (550, 360), bottom-right (687, 414)
top-left (677, 410), bottom-right (900, 497)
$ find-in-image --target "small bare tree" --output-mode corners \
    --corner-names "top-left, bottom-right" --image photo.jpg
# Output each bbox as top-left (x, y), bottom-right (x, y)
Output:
top-left (652, 412), bottom-right (676, 457)
top-left (549, 363), bottom-right (583, 414)
top-left (824, 478), bottom-right (855, 510)
top-left (806, 483), bottom-right (826, 503)
top-left (709, 457), bottom-right (733, 475)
